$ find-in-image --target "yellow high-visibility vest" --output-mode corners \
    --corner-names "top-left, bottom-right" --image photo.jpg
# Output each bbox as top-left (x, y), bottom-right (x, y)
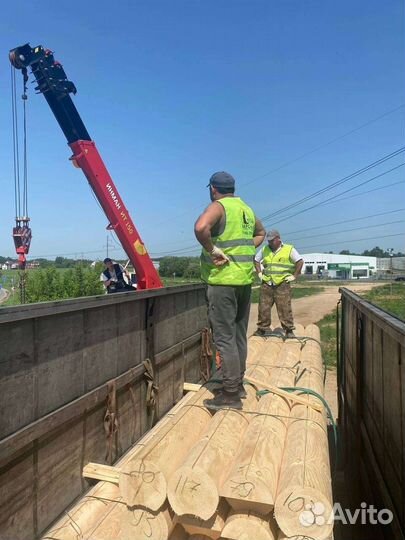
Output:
top-left (200, 197), bottom-right (256, 285)
top-left (262, 244), bottom-right (295, 285)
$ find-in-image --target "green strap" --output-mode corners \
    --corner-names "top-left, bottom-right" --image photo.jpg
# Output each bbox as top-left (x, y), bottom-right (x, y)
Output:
top-left (254, 384), bottom-right (338, 475)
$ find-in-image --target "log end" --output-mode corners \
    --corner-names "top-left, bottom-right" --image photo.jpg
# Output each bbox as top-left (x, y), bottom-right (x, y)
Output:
top-left (121, 506), bottom-right (172, 540)
top-left (222, 510), bottom-right (276, 540)
top-left (119, 458), bottom-right (166, 510)
top-left (274, 486), bottom-right (333, 540)
top-left (168, 466), bottom-right (219, 521)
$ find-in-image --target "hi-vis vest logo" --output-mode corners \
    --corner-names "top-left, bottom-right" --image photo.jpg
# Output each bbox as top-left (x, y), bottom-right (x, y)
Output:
top-left (241, 209), bottom-right (254, 230)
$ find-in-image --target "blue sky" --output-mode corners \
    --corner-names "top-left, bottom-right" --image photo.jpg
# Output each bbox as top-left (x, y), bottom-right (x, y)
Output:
top-left (0, 0), bottom-right (404, 260)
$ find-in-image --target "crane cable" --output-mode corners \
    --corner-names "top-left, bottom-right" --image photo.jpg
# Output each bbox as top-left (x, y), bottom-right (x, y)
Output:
top-left (11, 64), bottom-right (30, 302)
top-left (11, 64), bottom-right (21, 219)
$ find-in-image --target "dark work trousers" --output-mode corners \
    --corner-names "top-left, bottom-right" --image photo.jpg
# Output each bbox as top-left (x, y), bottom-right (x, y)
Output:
top-left (206, 284), bottom-right (252, 393)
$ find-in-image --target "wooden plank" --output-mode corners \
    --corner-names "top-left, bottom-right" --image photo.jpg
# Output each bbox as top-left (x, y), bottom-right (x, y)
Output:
top-left (360, 421), bottom-right (405, 540)
top-left (339, 287), bottom-right (405, 346)
top-left (0, 283), bottom-right (206, 324)
top-left (0, 362), bottom-right (145, 467)
top-left (37, 419), bottom-right (84, 534)
top-left (36, 311), bottom-right (85, 417)
top-left (0, 319), bottom-right (35, 439)
top-left (0, 451), bottom-right (35, 540)
top-left (371, 325), bottom-right (384, 470)
top-left (83, 462), bottom-right (120, 483)
top-left (382, 336), bottom-right (403, 482)
top-left (83, 306), bottom-right (119, 392)
top-left (40, 392), bottom-right (202, 539)
top-left (184, 383), bottom-right (202, 392)
top-left (116, 300), bottom-right (145, 373)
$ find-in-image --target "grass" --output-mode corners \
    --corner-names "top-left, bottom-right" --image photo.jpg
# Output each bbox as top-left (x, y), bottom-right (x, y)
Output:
top-left (360, 283), bottom-right (405, 320)
top-left (317, 283), bottom-right (405, 370)
top-left (318, 311), bottom-right (338, 368)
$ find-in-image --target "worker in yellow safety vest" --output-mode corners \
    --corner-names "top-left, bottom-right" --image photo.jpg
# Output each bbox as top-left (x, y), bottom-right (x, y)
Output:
top-left (254, 229), bottom-right (303, 337)
top-left (194, 171), bottom-right (265, 410)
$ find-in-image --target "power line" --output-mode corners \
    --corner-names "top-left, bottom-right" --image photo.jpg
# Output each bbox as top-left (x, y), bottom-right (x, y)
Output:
top-left (240, 104), bottom-right (405, 189)
top-left (291, 219), bottom-right (405, 242)
top-left (260, 147), bottom-right (405, 222)
top-left (149, 180), bottom-right (405, 254)
top-left (298, 233), bottom-right (404, 251)
top-left (284, 208), bottom-right (405, 236)
top-left (312, 179), bottom-right (405, 208)
top-left (154, 105), bottom-right (405, 227)
top-left (266, 163), bottom-right (405, 225)
top-left (29, 246), bottom-right (124, 259)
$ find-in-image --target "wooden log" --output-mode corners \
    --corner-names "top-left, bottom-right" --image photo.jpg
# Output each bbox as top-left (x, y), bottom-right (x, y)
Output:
top-left (169, 524), bottom-right (189, 540)
top-left (221, 511), bottom-right (277, 540)
top-left (221, 361), bottom-right (296, 514)
top-left (294, 323), bottom-right (305, 337)
top-left (189, 535), bottom-right (212, 540)
top-left (274, 337), bottom-right (333, 540)
top-left (42, 391), bottom-right (204, 540)
top-left (277, 532), bottom-right (333, 540)
top-left (247, 339), bottom-right (283, 367)
top-left (121, 502), bottom-right (174, 540)
top-left (167, 385), bottom-right (259, 521)
top-left (42, 482), bottom-right (121, 540)
top-left (118, 385), bottom-right (216, 510)
top-left (175, 499), bottom-right (229, 539)
top-left (298, 324), bottom-right (323, 379)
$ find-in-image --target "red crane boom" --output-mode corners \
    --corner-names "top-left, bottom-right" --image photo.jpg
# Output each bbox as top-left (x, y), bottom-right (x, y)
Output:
top-left (9, 43), bottom-right (163, 290)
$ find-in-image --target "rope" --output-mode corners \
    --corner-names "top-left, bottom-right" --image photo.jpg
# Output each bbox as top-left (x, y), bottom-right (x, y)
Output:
top-left (199, 327), bottom-right (212, 382)
top-left (143, 358), bottom-right (158, 429)
top-left (103, 381), bottom-right (118, 465)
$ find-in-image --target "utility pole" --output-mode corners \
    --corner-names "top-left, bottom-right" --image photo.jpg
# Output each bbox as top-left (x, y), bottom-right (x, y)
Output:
top-left (388, 248), bottom-right (394, 296)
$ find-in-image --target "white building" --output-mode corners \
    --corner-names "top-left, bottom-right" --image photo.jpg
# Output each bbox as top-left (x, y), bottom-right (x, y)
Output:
top-left (301, 253), bottom-right (377, 279)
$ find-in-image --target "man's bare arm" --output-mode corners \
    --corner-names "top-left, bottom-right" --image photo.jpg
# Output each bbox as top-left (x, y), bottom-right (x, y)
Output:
top-left (253, 217), bottom-right (266, 248)
top-left (294, 259), bottom-right (304, 278)
top-left (194, 202), bottom-right (224, 252)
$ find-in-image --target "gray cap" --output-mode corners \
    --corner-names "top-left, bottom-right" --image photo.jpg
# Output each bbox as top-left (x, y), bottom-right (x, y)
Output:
top-left (207, 171), bottom-right (235, 189)
top-left (267, 229), bottom-right (281, 241)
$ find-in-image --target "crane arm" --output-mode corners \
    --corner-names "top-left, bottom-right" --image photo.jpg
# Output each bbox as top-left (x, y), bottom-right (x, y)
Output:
top-left (9, 43), bottom-right (163, 290)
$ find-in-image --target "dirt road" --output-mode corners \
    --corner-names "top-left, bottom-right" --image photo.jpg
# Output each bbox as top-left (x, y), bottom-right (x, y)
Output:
top-left (247, 282), bottom-right (382, 336)
top-left (248, 282), bottom-right (383, 419)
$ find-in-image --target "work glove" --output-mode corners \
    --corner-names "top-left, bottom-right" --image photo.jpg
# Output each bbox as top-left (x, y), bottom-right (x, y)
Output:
top-left (285, 275), bottom-right (296, 283)
top-left (210, 246), bottom-right (230, 265)
top-left (257, 272), bottom-right (263, 282)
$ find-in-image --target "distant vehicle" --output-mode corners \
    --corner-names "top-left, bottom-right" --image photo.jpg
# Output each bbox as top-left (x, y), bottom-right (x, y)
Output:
top-left (394, 276), bottom-right (405, 281)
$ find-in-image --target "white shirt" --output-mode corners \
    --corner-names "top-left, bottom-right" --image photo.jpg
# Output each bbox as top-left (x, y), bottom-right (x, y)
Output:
top-left (255, 243), bottom-right (302, 264)
top-left (100, 263), bottom-right (126, 283)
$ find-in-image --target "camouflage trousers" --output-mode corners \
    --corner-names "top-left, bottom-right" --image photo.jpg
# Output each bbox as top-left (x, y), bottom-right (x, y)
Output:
top-left (257, 281), bottom-right (294, 332)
